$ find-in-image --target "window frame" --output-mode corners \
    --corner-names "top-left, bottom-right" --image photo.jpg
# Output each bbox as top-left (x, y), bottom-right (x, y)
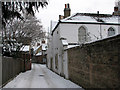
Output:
top-left (78, 26), bottom-right (87, 43)
top-left (108, 27), bottom-right (116, 37)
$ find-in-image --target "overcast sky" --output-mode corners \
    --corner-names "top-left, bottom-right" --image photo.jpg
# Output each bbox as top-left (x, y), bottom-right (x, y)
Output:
top-left (35, 0), bottom-right (116, 32)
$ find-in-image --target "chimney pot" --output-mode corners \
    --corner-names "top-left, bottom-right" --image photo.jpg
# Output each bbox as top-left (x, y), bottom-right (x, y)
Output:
top-left (114, 7), bottom-right (118, 11)
top-left (59, 15), bottom-right (64, 20)
top-left (64, 3), bottom-right (71, 18)
top-left (97, 11), bottom-right (99, 14)
top-left (65, 4), bottom-right (67, 8)
top-left (37, 43), bottom-right (40, 46)
top-left (67, 4), bottom-right (70, 8)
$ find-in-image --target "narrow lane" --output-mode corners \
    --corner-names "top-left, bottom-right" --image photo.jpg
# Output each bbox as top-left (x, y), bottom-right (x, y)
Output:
top-left (3, 64), bottom-right (82, 88)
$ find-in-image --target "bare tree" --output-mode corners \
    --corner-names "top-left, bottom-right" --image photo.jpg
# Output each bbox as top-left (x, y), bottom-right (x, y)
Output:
top-left (14, 15), bottom-right (45, 45)
top-left (1, 0), bottom-right (48, 56)
top-left (2, 15), bottom-right (45, 56)
top-left (1, 0), bottom-right (48, 28)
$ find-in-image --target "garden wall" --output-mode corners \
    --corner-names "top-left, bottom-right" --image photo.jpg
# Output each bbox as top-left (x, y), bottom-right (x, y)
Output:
top-left (67, 35), bottom-right (120, 88)
top-left (2, 57), bottom-right (24, 86)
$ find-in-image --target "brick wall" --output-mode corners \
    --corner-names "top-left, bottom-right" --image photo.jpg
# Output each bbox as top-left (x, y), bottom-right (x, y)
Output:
top-left (32, 55), bottom-right (46, 64)
top-left (33, 55), bottom-right (43, 64)
top-left (67, 35), bottom-right (120, 88)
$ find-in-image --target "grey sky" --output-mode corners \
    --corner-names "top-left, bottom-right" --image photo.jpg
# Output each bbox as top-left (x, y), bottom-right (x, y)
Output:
top-left (35, 0), bottom-right (116, 31)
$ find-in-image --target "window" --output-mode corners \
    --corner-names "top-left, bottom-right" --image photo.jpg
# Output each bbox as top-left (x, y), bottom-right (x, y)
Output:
top-left (78, 26), bottom-right (87, 43)
top-left (57, 31), bottom-right (58, 34)
top-left (55, 54), bottom-right (58, 69)
top-left (108, 27), bottom-right (115, 37)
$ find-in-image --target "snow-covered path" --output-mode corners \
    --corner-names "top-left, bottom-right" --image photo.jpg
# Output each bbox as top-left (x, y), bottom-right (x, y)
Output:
top-left (3, 64), bottom-right (82, 88)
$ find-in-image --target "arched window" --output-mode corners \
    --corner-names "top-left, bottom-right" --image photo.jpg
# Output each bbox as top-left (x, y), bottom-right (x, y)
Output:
top-left (78, 26), bottom-right (87, 43)
top-left (108, 27), bottom-right (115, 36)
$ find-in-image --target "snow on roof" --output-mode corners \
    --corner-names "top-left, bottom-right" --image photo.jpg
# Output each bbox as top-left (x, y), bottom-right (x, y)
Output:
top-left (34, 46), bottom-right (41, 52)
top-left (61, 13), bottom-right (120, 24)
top-left (101, 16), bottom-right (120, 24)
top-left (20, 45), bottom-right (29, 52)
top-left (68, 15), bottom-right (97, 22)
top-left (33, 44), bottom-right (47, 54)
top-left (36, 52), bottom-right (42, 56)
top-left (67, 45), bottom-right (79, 49)
top-left (61, 40), bottom-right (68, 46)
top-left (42, 44), bottom-right (47, 51)
top-left (32, 46), bottom-right (37, 51)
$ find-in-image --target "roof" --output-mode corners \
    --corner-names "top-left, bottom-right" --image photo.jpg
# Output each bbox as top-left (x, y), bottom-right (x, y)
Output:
top-left (33, 44), bottom-right (47, 54)
top-left (61, 13), bottom-right (120, 24)
top-left (67, 45), bottom-right (79, 49)
top-left (42, 44), bottom-right (47, 51)
top-left (20, 45), bottom-right (30, 52)
top-left (52, 13), bottom-right (120, 35)
top-left (36, 52), bottom-right (42, 56)
top-left (61, 39), bottom-right (68, 46)
top-left (34, 46), bottom-right (41, 52)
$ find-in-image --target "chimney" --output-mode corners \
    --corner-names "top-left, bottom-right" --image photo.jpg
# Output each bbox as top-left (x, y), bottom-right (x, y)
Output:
top-left (42, 40), bottom-right (45, 44)
top-left (113, 1), bottom-right (120, 16)
top-left (114, 7), bottom-right (118, 12)
top-left (97, 11), bottom-right (99, 15)
top-left (64, 3), bottom-right (71, 18)
top-left (37, 43), bottom-right (40, 46)
top-left (59, 15), bottom-right (64, 20)
top-left (113, 6), bottom-right (120, 15)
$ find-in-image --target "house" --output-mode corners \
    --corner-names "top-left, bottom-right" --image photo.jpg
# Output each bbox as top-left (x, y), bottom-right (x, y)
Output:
top-left (32, 40), bottom-right (47, 64)
top-left (20, 45), bottom-right (31, 71)
top-left (47, 3), bottom-right (120, 79)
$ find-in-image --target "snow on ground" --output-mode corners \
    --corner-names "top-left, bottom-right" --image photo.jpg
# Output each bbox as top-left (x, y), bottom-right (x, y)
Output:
top-left (3, 64), bottom-right (82, 88)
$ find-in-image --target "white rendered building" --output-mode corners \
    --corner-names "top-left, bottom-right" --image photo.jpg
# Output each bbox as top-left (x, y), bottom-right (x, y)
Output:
top-left (47, 4), bottom-right (120, 79)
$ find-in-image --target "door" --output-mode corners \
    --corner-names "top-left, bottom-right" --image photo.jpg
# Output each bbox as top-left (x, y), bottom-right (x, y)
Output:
top-left (50, 58), bottom-right (53, 70)
top-left (61, 54), bottom-right (65, 77)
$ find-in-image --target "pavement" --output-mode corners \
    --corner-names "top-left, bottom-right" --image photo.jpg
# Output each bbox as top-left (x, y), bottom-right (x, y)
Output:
top-left (3, 63), bottom-right (82, 88)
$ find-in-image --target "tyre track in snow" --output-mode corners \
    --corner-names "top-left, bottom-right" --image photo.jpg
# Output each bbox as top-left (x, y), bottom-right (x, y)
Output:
top-left (38, 65), bottom-right (58, 88)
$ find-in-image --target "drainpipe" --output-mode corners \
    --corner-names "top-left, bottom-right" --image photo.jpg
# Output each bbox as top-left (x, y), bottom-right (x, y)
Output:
top-left (24, 53), bottom-right (26, 72)
top-left (97, 11), bottom-right (102, 39)
top-left (100, 24), bottom-right (102, 39)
